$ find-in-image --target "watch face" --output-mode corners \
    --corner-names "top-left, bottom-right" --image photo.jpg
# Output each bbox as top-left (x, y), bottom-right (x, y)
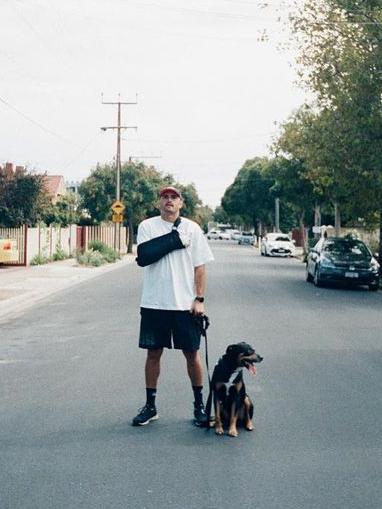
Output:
top-left (195, 297), bottom-right (204, 303)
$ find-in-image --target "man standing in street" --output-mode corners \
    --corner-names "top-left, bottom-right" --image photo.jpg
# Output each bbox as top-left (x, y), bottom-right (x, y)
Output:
top-left (132, 186), bottom-right (214, 427)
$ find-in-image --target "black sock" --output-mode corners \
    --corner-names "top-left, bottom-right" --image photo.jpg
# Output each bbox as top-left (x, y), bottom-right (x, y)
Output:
top-left (192, 385), bottom-right (203, 406)
top-left (146, 388), bottom-right (157, 407)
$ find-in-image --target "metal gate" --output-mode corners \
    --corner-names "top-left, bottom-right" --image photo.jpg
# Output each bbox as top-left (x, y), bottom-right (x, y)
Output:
top-left (0, 225), bottom-right (27, 266)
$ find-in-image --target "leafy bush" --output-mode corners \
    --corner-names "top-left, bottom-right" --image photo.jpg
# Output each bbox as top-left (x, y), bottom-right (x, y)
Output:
top-left (30, 254), bottom-right (51, 265)
top-left (76, 250), bottom-right (105, 267)
top-left (88, 240), bottom-right (120, 263)
top-left (88, 240), bottom-right (108, 253)
top-left (52, 246), bottom-right (68, 261)
top-left (101, 246), bottom-right (119, 263)
top-left (76, 240), bottom-right (120, 266)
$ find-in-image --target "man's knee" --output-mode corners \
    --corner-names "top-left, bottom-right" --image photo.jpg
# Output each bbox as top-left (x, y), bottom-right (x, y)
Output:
top-left (147, 348), bottom-right (163, 362)
top-left (183, 350), bottom-right (200, 366)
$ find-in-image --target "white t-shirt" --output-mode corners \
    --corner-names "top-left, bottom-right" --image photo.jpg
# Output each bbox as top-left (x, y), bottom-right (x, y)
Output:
top-left (137, 215), bottom-right (214, 310)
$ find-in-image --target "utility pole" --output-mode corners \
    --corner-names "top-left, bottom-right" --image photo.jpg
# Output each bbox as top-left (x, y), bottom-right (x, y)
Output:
top-left (275, 197), bottom-right (280, 232)
top-left (101, 93), bottom-right (137, 251)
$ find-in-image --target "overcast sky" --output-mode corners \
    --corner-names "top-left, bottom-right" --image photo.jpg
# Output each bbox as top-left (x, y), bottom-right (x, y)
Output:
top-left (0, 0), bottom-right (306, 208)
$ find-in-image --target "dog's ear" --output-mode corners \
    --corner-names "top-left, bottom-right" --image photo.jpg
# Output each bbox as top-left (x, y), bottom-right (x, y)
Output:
top-left (226, 344), bottom-right (238, 356)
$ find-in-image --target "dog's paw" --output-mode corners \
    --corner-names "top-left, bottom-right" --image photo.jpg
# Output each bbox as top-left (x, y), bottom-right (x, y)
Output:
top-left (245, 421), bottom-right (254, 431)
top-left (215, 426), bottom-right (224, 435)
top-left (228, 428), bottom-right (239, 437)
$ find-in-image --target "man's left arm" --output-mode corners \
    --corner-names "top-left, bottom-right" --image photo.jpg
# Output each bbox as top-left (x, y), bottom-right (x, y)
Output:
top-left (191, 264), bottom-right (206, 315)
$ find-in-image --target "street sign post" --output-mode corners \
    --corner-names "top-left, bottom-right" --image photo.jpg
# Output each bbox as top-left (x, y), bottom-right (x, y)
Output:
top-left (112, 213), bottom-right (124, 223)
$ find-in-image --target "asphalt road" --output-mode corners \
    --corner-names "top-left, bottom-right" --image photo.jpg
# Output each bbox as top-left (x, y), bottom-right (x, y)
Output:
top-left (1, 242), bottom-right (382, 509)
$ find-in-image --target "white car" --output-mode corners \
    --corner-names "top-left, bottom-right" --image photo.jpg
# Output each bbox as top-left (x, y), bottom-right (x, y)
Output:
top-left (218, 231), bottom-right (231, 240)
top-left (261, 233), bottom-right (295, 257)
top-left (207, 229), bottom-right (230, 240)
top-left (207, 229), bottom-right (221, 240)
top-left (230, 229), bottom-right (241, 241)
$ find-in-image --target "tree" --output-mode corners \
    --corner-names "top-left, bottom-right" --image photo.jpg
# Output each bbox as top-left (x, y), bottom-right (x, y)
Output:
top-left (43, 192), bottom-right (81, 226)
top-left (176, 183), bottom-right (201, 219)
top-left (194, 204), bottom-right (214, 233)
top-left (221, 158), bottom-right (276, 234)
top-left (290, 0), bottom-right (382, 258)
top-left (267, 156), bottom-right (316, 252)
top-left (276, 105), bottom-right (352, 234)
top-left (213, 206), bottom-right (230, 224)
top-left (0, 166), bottom-right (50, 227)
top-left (80, 162), bottom-right (165, 252)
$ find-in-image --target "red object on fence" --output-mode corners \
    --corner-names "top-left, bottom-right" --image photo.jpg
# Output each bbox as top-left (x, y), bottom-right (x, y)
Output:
top-left (76, 227), bottom-right (86, 251)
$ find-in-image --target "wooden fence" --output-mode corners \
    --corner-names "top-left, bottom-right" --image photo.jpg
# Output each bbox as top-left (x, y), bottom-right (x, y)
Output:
top-left (0, 224), bottom-right (128, 266)
top-left (77, 225), bottom-right (128, 254)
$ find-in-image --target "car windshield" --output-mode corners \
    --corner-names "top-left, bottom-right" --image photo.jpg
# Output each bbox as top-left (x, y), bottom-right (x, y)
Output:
top-left (242, 232), bottom-right (252, 236)
top-left (275, 236), bottom-right (290, 242)
top-left (323, 239), bottom-right (370, 259)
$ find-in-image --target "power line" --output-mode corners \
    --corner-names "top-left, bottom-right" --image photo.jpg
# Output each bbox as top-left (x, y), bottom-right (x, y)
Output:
top-left (126, 131), bottom-right (274, 144)
top-left (61, 132), bottom-right (101, 170)
top-left (0, 94), bottom-right (77, 147)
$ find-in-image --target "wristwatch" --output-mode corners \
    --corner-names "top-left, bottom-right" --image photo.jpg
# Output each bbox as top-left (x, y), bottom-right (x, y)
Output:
top-left (194, 296), bottom-right (205, 303)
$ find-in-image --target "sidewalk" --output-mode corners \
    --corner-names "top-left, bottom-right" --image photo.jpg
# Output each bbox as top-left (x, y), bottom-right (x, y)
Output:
top-left (0, 254), bottom-right (136, 322)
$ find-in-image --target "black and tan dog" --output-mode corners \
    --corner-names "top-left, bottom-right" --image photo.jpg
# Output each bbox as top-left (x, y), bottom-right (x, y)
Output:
top-left (205, 342), bottom-right (263, 437)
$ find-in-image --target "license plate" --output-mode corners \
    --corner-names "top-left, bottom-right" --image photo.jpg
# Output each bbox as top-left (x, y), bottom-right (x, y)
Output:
top-left (345, 272), bottom-right (359, 278)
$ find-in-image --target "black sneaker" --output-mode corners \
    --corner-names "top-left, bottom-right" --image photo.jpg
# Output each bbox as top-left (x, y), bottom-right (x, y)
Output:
top-left (132, 404), bottom-right (158, 426)
top-left (193, 402), bottom-right (208, 427)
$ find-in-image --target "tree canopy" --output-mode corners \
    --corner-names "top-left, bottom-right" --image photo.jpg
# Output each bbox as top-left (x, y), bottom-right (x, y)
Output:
top-left (0, 166), bottom-right (50, 227)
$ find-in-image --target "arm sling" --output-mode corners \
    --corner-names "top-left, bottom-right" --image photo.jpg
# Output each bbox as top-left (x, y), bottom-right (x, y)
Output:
top-left (136, 217), bottom-right (185, 267)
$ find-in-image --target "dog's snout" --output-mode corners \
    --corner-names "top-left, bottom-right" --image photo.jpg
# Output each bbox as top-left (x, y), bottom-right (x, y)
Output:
top-left (257, 355), bottom-right (263, 363)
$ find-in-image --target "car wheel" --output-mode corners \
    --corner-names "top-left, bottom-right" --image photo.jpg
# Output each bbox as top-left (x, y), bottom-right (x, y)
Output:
top-left (313, 267), bottom-right (322, 287)
top-left (369, 281), bottom-right (379, 291)
top-left (306, 265), bottom-right (313, 282)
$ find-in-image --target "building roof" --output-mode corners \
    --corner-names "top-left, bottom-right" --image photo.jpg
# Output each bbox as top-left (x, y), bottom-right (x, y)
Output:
top-left (43, 175), bottom-right (65, 196)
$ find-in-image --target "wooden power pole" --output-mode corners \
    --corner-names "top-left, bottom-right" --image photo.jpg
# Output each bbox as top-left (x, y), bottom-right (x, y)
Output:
top-left (101, 93), bottom-right (137, 251)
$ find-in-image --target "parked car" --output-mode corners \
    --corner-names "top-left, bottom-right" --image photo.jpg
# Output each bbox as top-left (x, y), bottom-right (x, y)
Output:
top-left (238, 232), bottom-right (255, 245)
top-left (230, 229), bottom-right (241, 241)
top-left (218, 231), bottom-right (231, 240)
top-left (207, 229), bottom-right (230, 240)
top-left (261, 233), bottom-right (295, 257)
top-left (306, 236), bottom-right (380, 290)
top-left (207, 229), bottom-right (221, 240)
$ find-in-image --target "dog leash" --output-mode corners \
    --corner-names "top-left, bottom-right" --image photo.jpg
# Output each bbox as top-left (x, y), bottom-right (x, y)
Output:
top-left (194, 314), bottom-right (214, 428)
top-left (194, 314), bottom-right (212, 391)
top-left (193, 314), bottom-right (211, 388)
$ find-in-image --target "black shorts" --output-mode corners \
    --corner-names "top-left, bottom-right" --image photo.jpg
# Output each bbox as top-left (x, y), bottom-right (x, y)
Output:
top-left (139, 308), bottom-right (201, 352)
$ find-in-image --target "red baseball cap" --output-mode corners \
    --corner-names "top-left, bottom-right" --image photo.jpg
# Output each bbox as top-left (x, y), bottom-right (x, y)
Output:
top-left (159, 186), bottom-right (183, 198)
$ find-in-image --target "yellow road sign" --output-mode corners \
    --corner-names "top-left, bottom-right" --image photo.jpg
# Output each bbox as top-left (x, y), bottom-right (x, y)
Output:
top-left (111, 200), bottom-right (125, 214)
top-left (112, 213), bottom-right (124, 223)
